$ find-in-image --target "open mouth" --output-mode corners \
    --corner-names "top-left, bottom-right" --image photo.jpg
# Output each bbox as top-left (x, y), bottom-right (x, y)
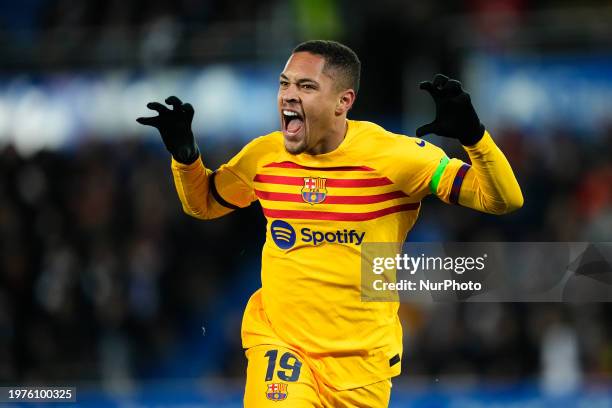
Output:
top-left (282, 109), bottom-right (304, 137)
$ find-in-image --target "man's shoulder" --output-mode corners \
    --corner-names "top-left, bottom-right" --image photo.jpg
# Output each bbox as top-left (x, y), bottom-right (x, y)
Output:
top-left (348, 120), bottom-right (440, 157)
top-left (225, 131), bottom-right (283, 172)
top-left (349, 120), bottom-right (388, 140)
top-left (242, 130), bottom-right (284, 154)
top-left (232, 131), bottom-right (283, 162)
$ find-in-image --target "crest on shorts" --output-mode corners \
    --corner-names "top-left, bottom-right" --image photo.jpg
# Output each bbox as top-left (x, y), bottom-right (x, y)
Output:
top-left (301, 177), bottom-right (327, 205)
top-left (266, 382), bottom-right (288, 401)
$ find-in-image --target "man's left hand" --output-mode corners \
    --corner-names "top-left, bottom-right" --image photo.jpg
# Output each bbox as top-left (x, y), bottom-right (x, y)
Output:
top-left (416, 74), bottom-right (485, 146)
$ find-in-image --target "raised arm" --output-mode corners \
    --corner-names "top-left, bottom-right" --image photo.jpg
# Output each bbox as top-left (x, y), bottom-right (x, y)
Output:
top-left (417, 75), bottom-right (523, 214)
top-left (457, 131), bottom-right (523, 214)
top-left (171, 157), bottom-right (237, 220)
top-left (137, 96), bottom-right (250, 220)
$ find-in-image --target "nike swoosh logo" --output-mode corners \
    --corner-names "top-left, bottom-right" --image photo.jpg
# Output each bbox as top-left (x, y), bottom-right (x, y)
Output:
top-left (416, 140), bottom-right (426, 147)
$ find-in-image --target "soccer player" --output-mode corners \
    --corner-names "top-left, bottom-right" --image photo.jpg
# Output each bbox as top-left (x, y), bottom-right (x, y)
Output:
top-left (137, 40), bottom-right (523, 407)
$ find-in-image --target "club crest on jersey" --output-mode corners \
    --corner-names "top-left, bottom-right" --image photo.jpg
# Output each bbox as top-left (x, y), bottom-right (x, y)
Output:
top-left (266, 383), bottom-right (288, 401)
top-left (301, 177), bottom-right (327, 205)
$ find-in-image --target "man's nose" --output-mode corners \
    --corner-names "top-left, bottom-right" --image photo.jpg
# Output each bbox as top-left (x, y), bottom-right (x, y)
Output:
top-left (281, 87), bottom-right (299, 104)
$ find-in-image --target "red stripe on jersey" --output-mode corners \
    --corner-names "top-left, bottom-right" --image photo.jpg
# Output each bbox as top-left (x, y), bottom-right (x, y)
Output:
top-left (254, 174), bottom-right (393, 187)
top-left (255, 190), bottom-right (303, 202)
top-left (263, 161), bottom-right (374, 172)
top-left (255, 189), bottom-right (408, 204)
top-left (261, 202), bottom-right (420, 221)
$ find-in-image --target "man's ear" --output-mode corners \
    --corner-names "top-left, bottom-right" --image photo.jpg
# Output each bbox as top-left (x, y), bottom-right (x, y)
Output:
top-left (335, 89), bottom-right (356, 115)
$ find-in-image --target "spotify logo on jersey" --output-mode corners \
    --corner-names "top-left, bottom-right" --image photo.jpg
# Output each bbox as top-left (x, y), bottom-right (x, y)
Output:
top-left (270, 220), bottom-right (297, 249)
top-left (270, 220), bottom-right (366, 250)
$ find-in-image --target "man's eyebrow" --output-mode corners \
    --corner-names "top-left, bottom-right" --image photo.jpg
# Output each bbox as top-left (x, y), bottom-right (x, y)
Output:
top-left (279, 74), bottom-right (319, 85)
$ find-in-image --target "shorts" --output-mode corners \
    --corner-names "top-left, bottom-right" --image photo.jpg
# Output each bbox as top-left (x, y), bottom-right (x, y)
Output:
top-left (244, 344), bottom-right (392, 408)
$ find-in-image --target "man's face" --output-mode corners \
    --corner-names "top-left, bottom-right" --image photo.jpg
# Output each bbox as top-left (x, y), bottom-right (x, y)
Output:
top-left (278, 52), bottom-right (342, 155)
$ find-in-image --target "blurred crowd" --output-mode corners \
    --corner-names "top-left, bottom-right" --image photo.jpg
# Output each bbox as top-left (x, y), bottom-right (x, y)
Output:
top-left (0, 139), bottom-right (267, 384)
top-left (1, 122), bottom-right (611, 387)
top-left (2, 0), bottom-right (611, 122)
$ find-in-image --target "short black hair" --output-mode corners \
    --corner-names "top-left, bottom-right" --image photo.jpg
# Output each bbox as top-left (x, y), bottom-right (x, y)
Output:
top-left (292, 40), bottom-right (361, 94)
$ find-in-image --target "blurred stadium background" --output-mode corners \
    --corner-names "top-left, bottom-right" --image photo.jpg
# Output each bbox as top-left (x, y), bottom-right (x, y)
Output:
top-left (1, 0), bottom-right (612, 406)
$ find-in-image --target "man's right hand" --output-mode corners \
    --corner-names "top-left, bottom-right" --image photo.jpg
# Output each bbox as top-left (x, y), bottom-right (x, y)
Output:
top-left (137, 96), bottom-right (200, 164)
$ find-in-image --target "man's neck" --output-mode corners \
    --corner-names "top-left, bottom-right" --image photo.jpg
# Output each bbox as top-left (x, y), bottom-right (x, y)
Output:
top-left (306, 119), bottom-right (348, 155)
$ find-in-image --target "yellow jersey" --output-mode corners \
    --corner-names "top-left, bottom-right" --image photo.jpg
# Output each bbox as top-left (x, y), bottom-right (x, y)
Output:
top-left (170, 119), bottom-right (521, 390)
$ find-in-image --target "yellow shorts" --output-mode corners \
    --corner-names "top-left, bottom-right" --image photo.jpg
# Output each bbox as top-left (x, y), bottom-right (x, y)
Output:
top-left (244, 344), bottom-right (392, 408)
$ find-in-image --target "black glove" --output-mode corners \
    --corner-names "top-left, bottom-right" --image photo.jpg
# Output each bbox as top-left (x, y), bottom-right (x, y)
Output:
top-left (136, 96), bottom-right (200, 164)
top-left (416, 74), bottom-right (485, 146)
